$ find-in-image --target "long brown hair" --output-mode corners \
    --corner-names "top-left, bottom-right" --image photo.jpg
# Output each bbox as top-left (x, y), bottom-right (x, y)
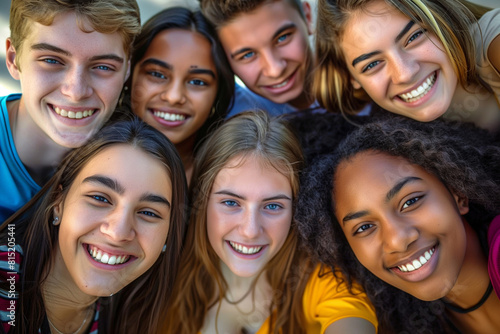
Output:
top-left (163, 111), bottom-right (312, 333)
top-left (314, 0), bottom-right (491, 115)
top-left (2, 117), bottom-right (188, 333)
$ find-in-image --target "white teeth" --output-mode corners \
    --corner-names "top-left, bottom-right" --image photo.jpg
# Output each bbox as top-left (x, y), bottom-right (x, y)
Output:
top-left (398, 73), bottom-right (436, 102)
top-left (397, 247), bottom-right (434, 272)
top-left (54, 106), bottom-right (95, 119)
top-left (271, 79), bottom-right (289, 89)
top-left (229, 241), bottom-right (262, 255)
top-left (153, 111), bottom-right (186, 122)
top-left (87, 245), bottom-right (130, 265)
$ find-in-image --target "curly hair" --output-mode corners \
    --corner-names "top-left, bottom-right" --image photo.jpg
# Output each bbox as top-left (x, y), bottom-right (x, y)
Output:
top-left (295, 116), bottom-right (500, 333)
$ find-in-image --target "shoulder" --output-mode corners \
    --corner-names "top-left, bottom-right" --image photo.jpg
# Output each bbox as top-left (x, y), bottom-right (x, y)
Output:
top-left (302, 264), bottom-right (378, 333)
top-left (488, 215), bottom-right (500, 298)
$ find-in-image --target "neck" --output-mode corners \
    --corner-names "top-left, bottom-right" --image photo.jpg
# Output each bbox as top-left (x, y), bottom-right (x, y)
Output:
top-left (8, 99), bottom-right (70, 185)
top-left (220, 261), bottom-right (259, 300)
top-left (444, 83), bottom-right (500, 133)
top-left (43, 250), bottom-right (98, 333)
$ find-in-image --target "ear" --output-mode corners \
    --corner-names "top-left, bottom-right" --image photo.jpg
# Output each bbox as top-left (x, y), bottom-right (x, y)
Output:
top-left (452, 192), bottom-right (469, 215)
top-left (124, 58), bottom-right (131, 82)
top-left (53, 185), bottom-right (65, 219)
top-left (302, 1), bottom-right (314, 35)
top-left (6, 38), bottom-right (20, 80)
top-left (350, 76), bottom-right (362, 90)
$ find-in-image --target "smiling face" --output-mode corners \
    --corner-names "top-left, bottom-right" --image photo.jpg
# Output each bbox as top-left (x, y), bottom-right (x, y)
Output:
top-left (333, 151), bottom-right (470, 301)
top-left (6, 11), bottom-right (130, 148)
top-left (217, 0), bottom-right (312, 107)
top-left (340, 0), bottom-right (457, 121)
top-left (131, 29), bottom-right (218, 148)
top-left (53, 144), bottom-right (172, 296)
top-left (206, 154), bottom-right (293, 278)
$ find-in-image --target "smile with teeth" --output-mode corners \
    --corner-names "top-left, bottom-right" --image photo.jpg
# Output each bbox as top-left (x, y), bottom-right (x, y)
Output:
top-left (270, 78), bottom-right (290, 89)
top-left (398, 72), bottom-right (436, 103)
top-left (229, 241), bottom-right (263, 255)
top-left (54, 106), bottom-right (95, 119)
top-left (153, 110), bottom-right (186, 122)
top-left (396, 247), bottom-right (435, 273)
top-left (87, 245), bottom-right (131, 265)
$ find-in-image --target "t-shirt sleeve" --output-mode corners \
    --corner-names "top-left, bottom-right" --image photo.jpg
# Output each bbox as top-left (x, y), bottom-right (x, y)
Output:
top-left (303, 265), bottom-right (378, 333)
top-left (0, 244), bottom-right (23, 333)
top-left (475, 8), bottom-right (500, 99)
top-left (488, 215), bottom-right (500, 299)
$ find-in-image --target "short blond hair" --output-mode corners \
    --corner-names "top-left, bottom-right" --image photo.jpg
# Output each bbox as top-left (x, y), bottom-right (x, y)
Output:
top-left (9, 0), bottom-right (141, 64)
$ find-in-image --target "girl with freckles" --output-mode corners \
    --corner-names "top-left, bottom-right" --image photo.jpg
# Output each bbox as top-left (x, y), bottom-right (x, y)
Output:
top-left (162, 111), bottom-right (378, 334)
top-left (314, 0), bottom-right (500, 132)
top-left (0, 118), bottom-right (188, 333)
top-left (296, 116), bottom-right (500, 333)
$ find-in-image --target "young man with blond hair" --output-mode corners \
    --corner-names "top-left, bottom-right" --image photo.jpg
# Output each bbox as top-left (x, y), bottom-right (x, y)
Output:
top-left (1, 0), bottom-right (141, 221)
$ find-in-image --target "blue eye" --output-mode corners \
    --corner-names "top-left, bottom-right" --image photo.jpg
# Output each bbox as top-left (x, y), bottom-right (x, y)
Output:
top-left (241, 51), bottom-right (255, 60)
top-left (90, 195), bottom-right (109, 203)
top-left (43, 58), bottom-right (60, 65)
top-left (148, 71), bottom-right (166, 79)
top-left (277, 33), bottom-right (290, 43)
top-left (139, 210), bottom-right (160, 218)
top-left (362, 60), bottom-right (380, 73)
top-left (264, 203), bottom-right (281, 210)
top-left (222, 200), bottom-right (238, 207)
top-left (407, 30), bottom-right (424, 45)
top-left (188, 79), bottom-right (207, 86)
top-left (95, 65), bottom-right (112, 71)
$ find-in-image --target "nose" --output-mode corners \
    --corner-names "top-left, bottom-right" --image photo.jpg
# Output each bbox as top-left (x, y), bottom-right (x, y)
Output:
top-left (100, 209), bottom-right (136, 242)
top-left (381, 215), bottom-right (419, 253)
top-left (61, 66), bottom-right (93, 101)
top-left (388, 51), bottom-right (419, 85)
top-left (239, 209), bottom-right (262, 240)
top-left (160, 79), bottom-right (186, 105)
top-left (261, 50), bottom-right (286, 79)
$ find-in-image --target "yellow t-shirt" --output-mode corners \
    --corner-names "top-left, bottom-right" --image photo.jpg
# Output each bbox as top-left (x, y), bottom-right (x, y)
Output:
top-left (243, 265), bottom-right (378, 334)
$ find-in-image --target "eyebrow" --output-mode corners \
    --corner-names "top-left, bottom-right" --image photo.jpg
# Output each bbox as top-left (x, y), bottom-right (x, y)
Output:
top-left (83, 175), bottom-right (170, 208)
top-left (83, 175), bottom-right (125, 195)
top-left (189, 68), bottom-right (216, 78)
top-left (31, 43), bottom-right (124, 63)
top-left (140, 58), bottom-right (173, 70)
top-left (351, 20), bottom-right (415, 68)
top-left (341, 176), bottom-right (422, 225)
top-left (230, 22), bottom-right (296, 59)
top-left (214, 190), bottom-right (291, 202)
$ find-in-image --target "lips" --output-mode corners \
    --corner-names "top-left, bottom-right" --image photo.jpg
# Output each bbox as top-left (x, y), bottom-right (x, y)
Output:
top-left (398, 72), bottom-right (437, 103)
top-left (228, 240), bottom-right (263, 255)
top-left (87, 244), bottom-right (131, 265)
top-left (394, 246), bottom-right (435, 273)
top-left (53, 105), bottom-right (97, 119)
top-left (152, 110), bottom-right (187, 122)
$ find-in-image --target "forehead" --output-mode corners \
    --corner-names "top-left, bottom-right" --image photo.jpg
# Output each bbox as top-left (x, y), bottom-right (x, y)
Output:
top-left (217, 0), bottom-right (307, 50)
top-left (141, 29), bottom-right (215, 69)
top-left (21, 11), bottom-right (127, 57)
top-left (341, 1), bottom-right (408, 53)
top-left (335, 151), bottom-right (425, 194)
top-left (213, 155), bottom-right (291, 192)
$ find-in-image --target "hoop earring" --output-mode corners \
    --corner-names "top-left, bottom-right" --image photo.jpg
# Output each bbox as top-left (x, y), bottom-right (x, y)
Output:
top-left (52, 217), bottom-right (60, 226)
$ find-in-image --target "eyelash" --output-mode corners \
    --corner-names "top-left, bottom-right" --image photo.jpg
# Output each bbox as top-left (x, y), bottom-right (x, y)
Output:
top-left (188, 79), bottom-right (208, 86)
top-left (401, 195), bottom-right (423, 210)
top-left (89, 194), bottom-right (110, 204)
top-left (277, 33), bottom-right (291, 44)
top-left (148, 71), bottom-right (166, 79)
top-left (407, 29), bottom-right (425, 45)
top-left (354, 223), bottom-right (373, 235)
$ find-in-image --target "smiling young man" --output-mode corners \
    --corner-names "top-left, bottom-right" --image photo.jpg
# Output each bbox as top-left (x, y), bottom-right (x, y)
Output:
top-left (199, 0), bottom-right (318, 117)
top-left (0, 0), bottom-right (141, 222)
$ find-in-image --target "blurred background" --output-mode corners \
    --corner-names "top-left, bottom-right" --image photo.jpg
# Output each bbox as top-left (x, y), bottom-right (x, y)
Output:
top-left (0, 0), bottom-right (498, 96)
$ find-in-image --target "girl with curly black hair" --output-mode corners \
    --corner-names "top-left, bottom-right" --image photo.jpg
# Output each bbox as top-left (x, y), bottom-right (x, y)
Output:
top-left (296, 116), bottom-right (500, 333)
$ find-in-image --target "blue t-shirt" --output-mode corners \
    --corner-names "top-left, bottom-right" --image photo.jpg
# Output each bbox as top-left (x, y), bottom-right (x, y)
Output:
top-left (0, 94), bottom-right (41, 222)
top-left (227, 82), bottom-right (319, 118)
